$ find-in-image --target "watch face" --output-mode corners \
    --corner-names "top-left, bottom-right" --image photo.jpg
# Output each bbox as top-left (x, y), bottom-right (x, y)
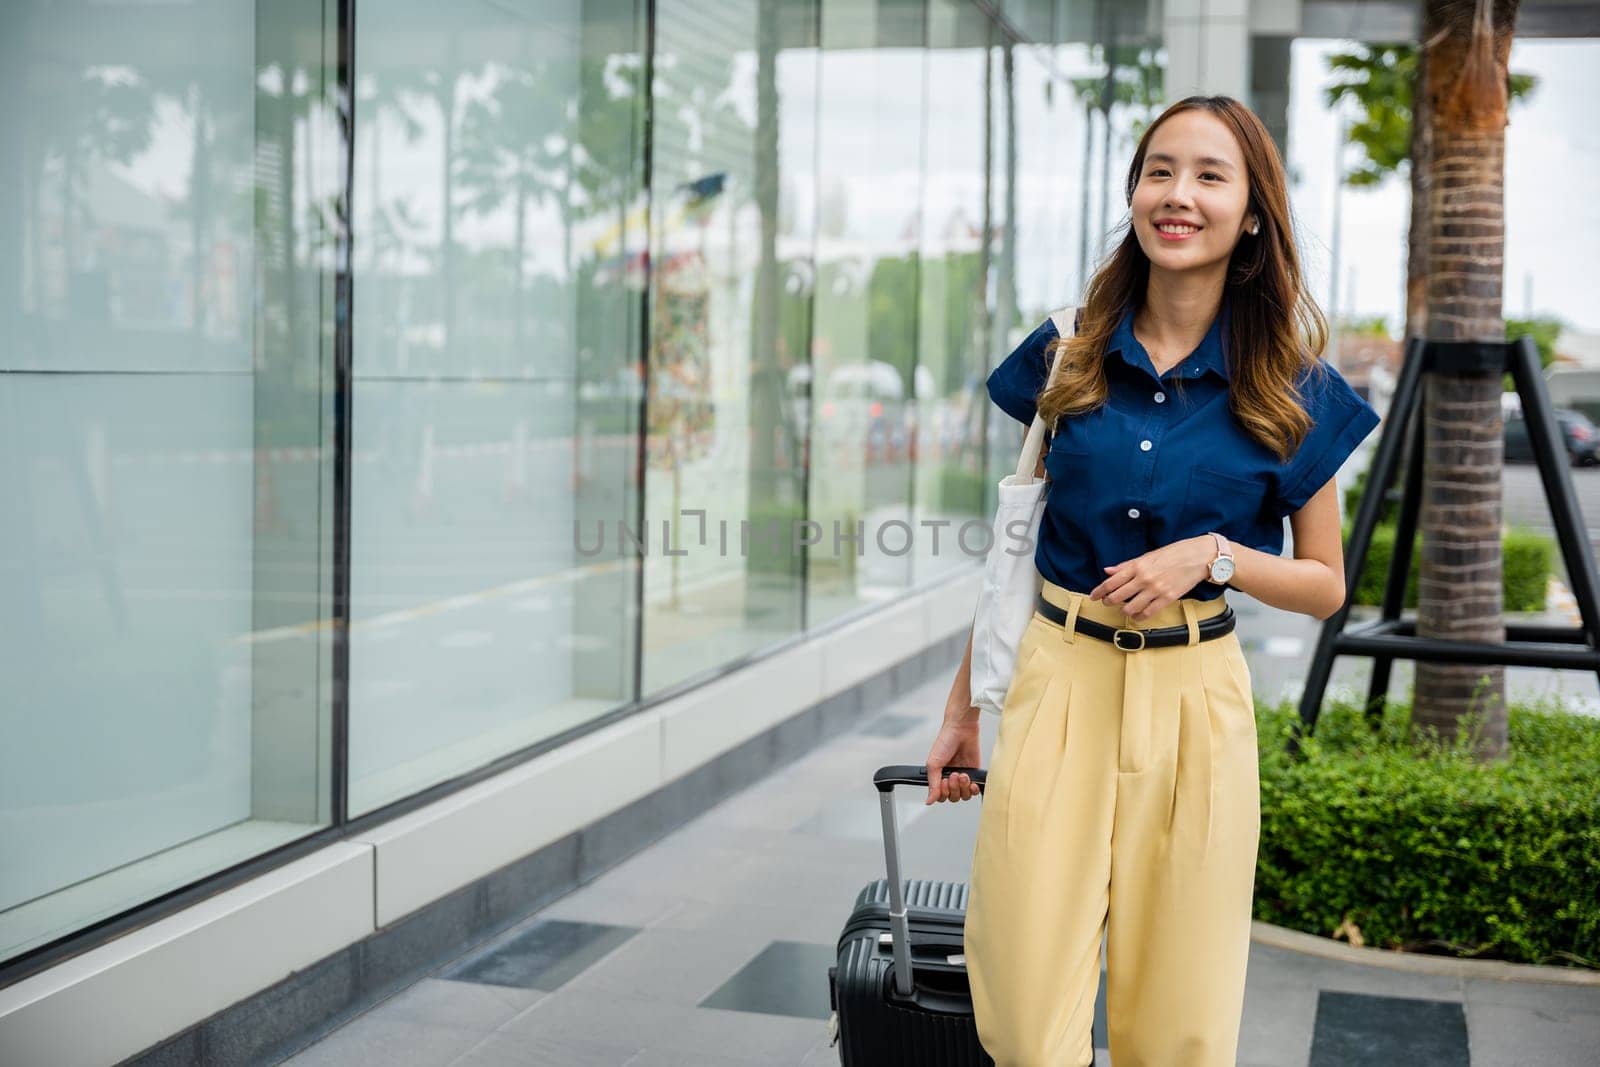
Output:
top-left (1212, 557), bottom-right (1236, 582)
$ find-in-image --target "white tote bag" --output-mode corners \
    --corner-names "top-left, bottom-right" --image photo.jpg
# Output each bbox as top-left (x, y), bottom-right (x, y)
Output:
top-left (969, 306), bottom-right (1077, 717)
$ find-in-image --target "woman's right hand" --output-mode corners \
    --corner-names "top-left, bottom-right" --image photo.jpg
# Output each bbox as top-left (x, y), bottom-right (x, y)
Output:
top-left (925, 714), bottom-right (983, 804)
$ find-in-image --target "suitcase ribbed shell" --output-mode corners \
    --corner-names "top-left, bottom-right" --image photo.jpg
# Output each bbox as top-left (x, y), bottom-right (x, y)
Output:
top-left (827, 878), bottom-right (994, 1066)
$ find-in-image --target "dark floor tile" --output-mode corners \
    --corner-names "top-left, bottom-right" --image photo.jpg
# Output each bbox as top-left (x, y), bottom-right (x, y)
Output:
top-left (699, 940), bottom-right (837, 1020)
top-left (857, 713), bottom-right (922, 737)
top-left (1309, 989), bottom-right (1468, 1067)
top-left (441, 919), bottom-right (638, 992)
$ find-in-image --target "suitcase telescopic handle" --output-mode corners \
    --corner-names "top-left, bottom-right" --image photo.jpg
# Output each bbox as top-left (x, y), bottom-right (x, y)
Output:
top-left (873, 764), bottom-right (988, 792)
top-left (872, 764), bottom-right (988, 997)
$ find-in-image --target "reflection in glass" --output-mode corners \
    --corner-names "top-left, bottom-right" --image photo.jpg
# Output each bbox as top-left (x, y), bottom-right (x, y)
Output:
top-left (0, 0), bottom-right (1146, 965)
top-left (0, 0), bottom-right (339, 963)
top-left (347, 0), bottom-right (648, 814)
top-left (639, 0), bottom-right (819, 694)
top-left (985, 25), bottom-right (1022, 494)
top-left (913, 0), bottom-right (993, 584)
top-left (807, 0), bottom-right (929, 625)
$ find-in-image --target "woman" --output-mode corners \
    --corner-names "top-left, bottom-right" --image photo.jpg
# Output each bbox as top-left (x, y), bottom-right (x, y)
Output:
top-left (924, 95), bottom-right (1381, 1067)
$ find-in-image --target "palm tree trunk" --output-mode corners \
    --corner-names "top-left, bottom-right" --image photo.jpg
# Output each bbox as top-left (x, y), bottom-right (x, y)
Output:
top-left (1414, 0), bottom-right (1520, 761)
top-left (1405, 38), bottom-right (1430, 339)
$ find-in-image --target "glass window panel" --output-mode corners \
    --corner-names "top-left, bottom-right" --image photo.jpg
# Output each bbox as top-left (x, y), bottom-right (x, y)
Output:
top-left (639, 0), bottom-right (819, 695)
top-left (347, 0), bottom-right (648, 815)
top-left (912, 0), bottom-right (992, 583)
top-left (985, 28), bottom-right (1022, 496)
top-left (0, 0), bottom-right (339, 963)
top-left (1012, 48), bottom-right (1062, 328)
top-left (807, 0), bottom-right (928, 625)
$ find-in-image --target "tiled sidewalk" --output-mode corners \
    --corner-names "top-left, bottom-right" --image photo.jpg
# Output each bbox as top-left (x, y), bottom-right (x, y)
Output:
top-left (278, 598), bottom-right (1600, 1066)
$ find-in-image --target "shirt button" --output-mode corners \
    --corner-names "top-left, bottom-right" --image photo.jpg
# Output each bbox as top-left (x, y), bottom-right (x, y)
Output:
top-left (1139, 439), bottom-right (1152, 451)
top-left (1128, 507), bottom-right (1140, 518)
top-left (1154, 391), bottom-right (1165, 403)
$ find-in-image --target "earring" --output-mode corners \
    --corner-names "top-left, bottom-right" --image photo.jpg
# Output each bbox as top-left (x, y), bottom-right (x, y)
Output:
top-left (1250, 220), bottom-right (1260, 235)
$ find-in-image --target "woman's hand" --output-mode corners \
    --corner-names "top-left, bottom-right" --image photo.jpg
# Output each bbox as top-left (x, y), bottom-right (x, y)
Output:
top-left (1088, 535), bottom-right (1213, 620)
top-left (925, 712), bottom-right (982, 804)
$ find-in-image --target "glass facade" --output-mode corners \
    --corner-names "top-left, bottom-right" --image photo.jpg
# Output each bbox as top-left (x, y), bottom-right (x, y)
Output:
top-left (0, 0), bottom-right (1149, 969)
top-left (0, 0), bottom-right (342, 963)
top-left (345, 0), bottom-right (650, 815)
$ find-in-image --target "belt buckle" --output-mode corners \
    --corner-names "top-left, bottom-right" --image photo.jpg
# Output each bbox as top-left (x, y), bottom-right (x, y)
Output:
top-left (1112, 627), bottom-right (1146, 652)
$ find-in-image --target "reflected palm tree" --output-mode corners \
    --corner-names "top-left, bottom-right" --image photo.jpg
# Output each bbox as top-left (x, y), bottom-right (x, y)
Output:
top-left (254, 52), bottom-right (329, 383)
top-left (155, 72), bottom-right (258, 344)
top-left (379, 40), bottom-right (465, 357)
top-left (456, 58), bottom-right (569, 358)
top-left (1069, 7), bottom-right (1163, 288)
top-left (11, 63), bottom-right (155, 635)
top-left (570, 50), bottom-right (647, 397)
top-left (25, 65), bottom-right (155, 326)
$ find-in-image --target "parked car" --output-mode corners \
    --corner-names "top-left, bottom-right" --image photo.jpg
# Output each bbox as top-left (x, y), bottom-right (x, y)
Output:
top-left (1503, 406), bottom-right (1600, 466)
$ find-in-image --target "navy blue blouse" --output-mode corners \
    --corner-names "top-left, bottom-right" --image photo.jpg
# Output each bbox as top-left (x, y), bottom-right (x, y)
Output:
top-left (986, 301), bottom-right (1382, 601)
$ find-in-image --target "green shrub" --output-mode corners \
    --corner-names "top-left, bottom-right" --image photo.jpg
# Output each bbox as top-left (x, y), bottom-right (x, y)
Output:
top-left (1344, 463), bottom-right (1397, 526)
top-left (1343, 519), bottom-right (1552, 613)
top-left (1502, 526), bottom-right (1555, 611)
top-left (1254, 694), bottom-right (1600, 969)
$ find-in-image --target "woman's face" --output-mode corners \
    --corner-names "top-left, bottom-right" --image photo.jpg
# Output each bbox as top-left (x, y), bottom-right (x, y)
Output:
top-left (1130, 111), bottom-right (1254, 275)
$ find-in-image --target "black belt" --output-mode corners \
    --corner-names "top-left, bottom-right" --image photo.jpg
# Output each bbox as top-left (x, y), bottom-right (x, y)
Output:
top-left (1034, 592), bottom-right (1236, 651)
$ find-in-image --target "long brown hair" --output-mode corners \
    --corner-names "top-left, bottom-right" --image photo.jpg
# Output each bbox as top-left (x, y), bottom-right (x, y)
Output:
top-left (1039, 95), bottom-right (1329, 463)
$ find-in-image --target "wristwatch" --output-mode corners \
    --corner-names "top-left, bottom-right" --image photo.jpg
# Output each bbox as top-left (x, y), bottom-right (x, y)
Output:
top-left (1205, 531), bottom-right (1235, 585)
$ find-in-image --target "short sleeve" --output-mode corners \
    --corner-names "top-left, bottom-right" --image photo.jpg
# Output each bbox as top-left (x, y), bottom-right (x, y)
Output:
top-left (1266, 361), bottom-right (1382, 518)
top-left (985, 317), bottom-right (1059, 427)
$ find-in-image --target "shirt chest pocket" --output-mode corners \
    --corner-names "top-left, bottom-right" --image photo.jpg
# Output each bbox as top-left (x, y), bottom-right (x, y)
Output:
top-left (1043, 437), bottom-right (1093, 486)
top-left (1180, 465), bottom-right (1267, 536)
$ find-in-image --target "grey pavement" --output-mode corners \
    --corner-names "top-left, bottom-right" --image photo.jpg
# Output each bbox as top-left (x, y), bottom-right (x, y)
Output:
top-left (275, 636), bottom-right (1599, 1065)
top-left (273, 461), bottom-right (1600, 1066)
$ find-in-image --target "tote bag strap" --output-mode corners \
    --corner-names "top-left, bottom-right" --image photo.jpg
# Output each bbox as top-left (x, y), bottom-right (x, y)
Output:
top-left (1013, 306), bottom-right (1079, 481)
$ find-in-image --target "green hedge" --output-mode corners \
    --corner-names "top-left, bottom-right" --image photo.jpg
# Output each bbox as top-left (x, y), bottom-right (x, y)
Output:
top-left (1254, 695), bottom-right (1600, 969)
top-left (1344, 519), bottom-right (1553, 612)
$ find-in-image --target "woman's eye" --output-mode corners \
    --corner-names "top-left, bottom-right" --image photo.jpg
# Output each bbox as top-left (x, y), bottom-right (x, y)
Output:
top-left (1148, 169), bottom-right (1222, 181)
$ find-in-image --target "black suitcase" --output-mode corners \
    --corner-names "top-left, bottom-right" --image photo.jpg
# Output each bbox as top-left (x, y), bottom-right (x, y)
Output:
top-left (820, 765), bottom-right (979, 1064)
top-left (825, 764), bottom-right (1098, 1065)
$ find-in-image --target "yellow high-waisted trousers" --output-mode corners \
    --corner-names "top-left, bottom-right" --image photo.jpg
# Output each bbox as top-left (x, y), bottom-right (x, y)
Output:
top-left (964, 578), bottom-right (1260, 1067)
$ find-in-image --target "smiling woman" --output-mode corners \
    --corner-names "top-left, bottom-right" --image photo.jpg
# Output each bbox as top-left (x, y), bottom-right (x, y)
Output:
top-left (930, 94), bottom-right (1381, 1067)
